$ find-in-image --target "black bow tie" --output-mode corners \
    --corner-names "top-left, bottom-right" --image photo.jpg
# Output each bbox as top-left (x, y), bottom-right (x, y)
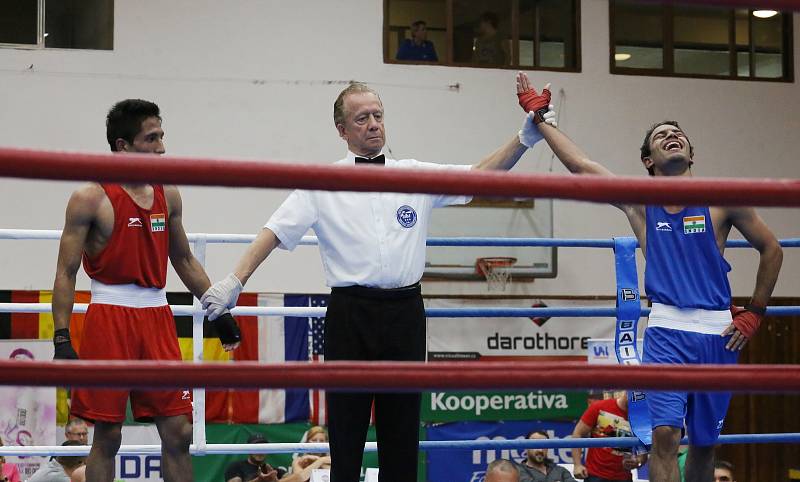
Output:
top-left (354, 154), bottom-right (385, 165)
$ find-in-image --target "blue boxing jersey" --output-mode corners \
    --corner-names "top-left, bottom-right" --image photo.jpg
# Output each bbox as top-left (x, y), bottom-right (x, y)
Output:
top-left (644, 206), bottom-right (732, 310)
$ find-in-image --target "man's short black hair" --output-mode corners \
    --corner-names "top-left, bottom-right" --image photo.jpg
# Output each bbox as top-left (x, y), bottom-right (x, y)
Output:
top-left (106, 99), bottom-right (161, 152)
top-left (480, 11), bottom-right (499, 30)
top-left (714, 460), bottom-right (734, 471)
top-left (527, 429), bottom-right (549, 439)
top-left (640, 120), bottom-right (694, 176)
top-left (411, 20), bottom-right (426, 29)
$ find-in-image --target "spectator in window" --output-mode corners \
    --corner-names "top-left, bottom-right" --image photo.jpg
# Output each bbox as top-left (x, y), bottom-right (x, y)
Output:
top-left (486, 459), bottom-right (520, 482)
top-left (396, 20), bottom-right (438, 62)
top-left (224, 433), bottom-right (285, 482)
top-left (517, 431), bottom-right (577, 482)
top-left (473, 11), bottom-right (507, 65)
top-left (571, 391), bottom-right (647, 481)
top-left (64, 418), bottom-right (90, 445)
top-left (714, 461), bottom-right (736, 482)
top-left (0, 439), bottom-right (21, 482)
top-left (27, 441), bottom-right (85, 482)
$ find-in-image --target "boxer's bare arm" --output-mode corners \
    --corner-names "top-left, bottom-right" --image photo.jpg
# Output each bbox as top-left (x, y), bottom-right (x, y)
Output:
top-left (164, 186), bottom-right (212, 298)
top-left (53, 185), bottom-right (105, 331)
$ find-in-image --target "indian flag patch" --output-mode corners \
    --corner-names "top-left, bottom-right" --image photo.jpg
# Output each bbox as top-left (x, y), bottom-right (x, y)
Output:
top-left (150, 213), bottom-right (166, 232)
top-left (683, 215), bottom-right (705, 234)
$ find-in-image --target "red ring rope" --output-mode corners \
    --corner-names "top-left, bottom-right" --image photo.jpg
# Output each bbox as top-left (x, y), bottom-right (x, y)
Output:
top-left (1, 360), bottom-right (798, 392)
top-left (0, 148), bottom-right (798, 207)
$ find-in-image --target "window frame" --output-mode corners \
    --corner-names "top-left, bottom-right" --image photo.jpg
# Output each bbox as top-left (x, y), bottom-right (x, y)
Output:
top-left (383, 0), bottom-right (582, 72)
top-left (0, 0), bottom-right (114, 51)
top-left (0, 0), bottom-right (45, 50)
top-left (609, 1), bottom-right (794, 83)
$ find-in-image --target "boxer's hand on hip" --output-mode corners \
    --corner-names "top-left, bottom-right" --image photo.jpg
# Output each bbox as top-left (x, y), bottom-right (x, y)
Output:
top-left (201, 273), bottom-right (243, 321)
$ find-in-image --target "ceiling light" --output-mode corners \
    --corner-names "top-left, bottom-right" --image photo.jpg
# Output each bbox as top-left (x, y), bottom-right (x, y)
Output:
top-left (753, 10), bottom-right (778, 18)
top-left (615, 53), bottom-right (632, 61)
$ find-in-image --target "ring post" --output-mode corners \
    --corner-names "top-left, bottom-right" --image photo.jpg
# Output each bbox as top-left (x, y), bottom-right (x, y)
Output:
top-left (191, 234), bottom-right (208, 455)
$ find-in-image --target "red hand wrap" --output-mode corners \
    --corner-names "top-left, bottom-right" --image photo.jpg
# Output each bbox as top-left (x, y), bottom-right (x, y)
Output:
top-left (517, 87), bottom-right (552, 122)
top-left (729, 305), bottom-right (763, 339)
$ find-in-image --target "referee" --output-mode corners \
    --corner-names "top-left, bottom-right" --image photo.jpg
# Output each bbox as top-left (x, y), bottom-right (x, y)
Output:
top-left (203, 81), bottom-right (546, 482)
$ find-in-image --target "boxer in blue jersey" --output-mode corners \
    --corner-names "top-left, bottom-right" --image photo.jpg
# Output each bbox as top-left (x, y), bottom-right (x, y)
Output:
top-left (515, 72), bottom-right (783, 482)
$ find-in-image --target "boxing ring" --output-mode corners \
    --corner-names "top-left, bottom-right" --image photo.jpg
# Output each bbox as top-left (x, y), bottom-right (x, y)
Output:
top-left (0, 145), bottom-right (799, 461)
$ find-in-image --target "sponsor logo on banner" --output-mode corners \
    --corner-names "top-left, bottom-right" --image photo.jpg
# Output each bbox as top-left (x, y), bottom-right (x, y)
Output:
top-left (427, 298), bottom-right (614, 358)
top-left (683, 215), bottom-right (705, 234)
top-left (422, 390), bottom-right (584, 422)
top-left (149, 214), bottom-right (166, 232)
top-left (587, 339), bottom-right (644, 365)
top-left (427, 421), bottom-right (575, 482)
top-left (486, 332), bottom-right (590, 352)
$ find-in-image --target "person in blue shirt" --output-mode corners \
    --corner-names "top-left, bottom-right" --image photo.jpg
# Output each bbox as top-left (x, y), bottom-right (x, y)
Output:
top-left (395, 20), bottom-right (438, 62)
top-left (514, 72), bottom-right (783, 482)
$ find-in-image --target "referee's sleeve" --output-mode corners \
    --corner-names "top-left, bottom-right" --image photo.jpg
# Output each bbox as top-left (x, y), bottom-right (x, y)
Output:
top-left (264, 189), bottom-right (318, 251)
top-left (408, 160), bottom-right (473, 208)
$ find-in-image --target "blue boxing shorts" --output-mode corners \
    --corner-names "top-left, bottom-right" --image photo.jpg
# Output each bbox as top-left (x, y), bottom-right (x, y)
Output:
top-left (642, 303), bottom-right (739, 446)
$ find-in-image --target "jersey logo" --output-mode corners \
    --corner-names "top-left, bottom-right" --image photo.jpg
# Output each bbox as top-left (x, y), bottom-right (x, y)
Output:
top-left (127, 217), bottom-right (143, 228)
top-left (396, 205), bottom-right (417, 228)
top-left (181, 390), bottom-right (191, 400)
top-left (656, 222), bottom-right (672, 232)
top-left (150, 214), bottom-right (166, 232)
top-left (683, 215), bottom-right (706, 234)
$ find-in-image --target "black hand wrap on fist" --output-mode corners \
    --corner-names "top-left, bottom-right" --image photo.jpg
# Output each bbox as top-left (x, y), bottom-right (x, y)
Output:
top-left (53, 328), bottom-right (79, 360)
top-left (215, 312), bottom-right (242, 345)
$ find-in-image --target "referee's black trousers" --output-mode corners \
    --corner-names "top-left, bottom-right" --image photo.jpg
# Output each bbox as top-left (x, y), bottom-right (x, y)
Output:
top-left (325, 284), bottom-right (425, 482)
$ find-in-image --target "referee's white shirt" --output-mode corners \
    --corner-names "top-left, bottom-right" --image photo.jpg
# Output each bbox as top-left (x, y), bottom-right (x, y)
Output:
top-left (265, 150), bottom-right (472, 288)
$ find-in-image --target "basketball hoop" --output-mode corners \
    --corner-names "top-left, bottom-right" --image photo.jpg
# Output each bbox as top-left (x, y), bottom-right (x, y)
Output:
top-left (475, 257), bottom-right (517, 291)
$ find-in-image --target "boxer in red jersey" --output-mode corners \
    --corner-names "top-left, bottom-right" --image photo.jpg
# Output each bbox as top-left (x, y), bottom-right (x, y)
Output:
top-left (51, 99), bottom-right (242, 482)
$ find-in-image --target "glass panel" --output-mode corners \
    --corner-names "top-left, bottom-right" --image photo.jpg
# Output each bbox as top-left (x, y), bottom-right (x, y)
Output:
top-left (453, 0), bottom-right (512, 66)
top-left (519, 0), bottom-right (536, 67)
top-left (612, 0), bottom-right (664, 70)
top-left (388, 0), bottom-right (446, 62)
top-left (673, 6), bottom-right (730, 76)
top-left (538, 0), bottom-right (575, 68)
top-left (0, 0), bottom-right (38, 45)
top-left (752, 11), bottom-right (783, 78)
top-left (735, 9), bottom-right (750, 76)
top-left (45, 0), bottom-right (114, 50)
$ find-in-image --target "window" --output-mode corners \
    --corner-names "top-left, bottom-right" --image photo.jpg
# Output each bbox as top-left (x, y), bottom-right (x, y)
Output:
top-left (384, 0), bottom-right (580, 71)
top-left (0, 0), bottom-right (113, 50)
top-left (611, 1), bottom-right (793, 81)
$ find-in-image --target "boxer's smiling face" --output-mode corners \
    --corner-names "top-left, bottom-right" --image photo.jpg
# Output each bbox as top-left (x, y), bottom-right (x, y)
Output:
top-left (337, 92), bottom-right (385, 158)
top-left (642, 123), bottom-right (693, 176)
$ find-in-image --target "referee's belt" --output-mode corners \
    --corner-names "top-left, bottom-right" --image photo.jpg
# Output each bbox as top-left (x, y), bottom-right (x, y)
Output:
top-left (331, 283), bottom-right (421, 300)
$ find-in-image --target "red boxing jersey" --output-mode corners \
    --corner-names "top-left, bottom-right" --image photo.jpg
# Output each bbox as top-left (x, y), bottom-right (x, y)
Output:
top-left (581, 397), bottom-right (633, 481)
top-left (83, 184), bottom-right (169, 288)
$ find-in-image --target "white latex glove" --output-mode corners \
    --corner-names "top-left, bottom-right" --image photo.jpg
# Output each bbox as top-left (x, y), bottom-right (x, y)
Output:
top-left (518, 106), bottom-right (558, 147)
top-left (201, 273), bottom-right (243, 321)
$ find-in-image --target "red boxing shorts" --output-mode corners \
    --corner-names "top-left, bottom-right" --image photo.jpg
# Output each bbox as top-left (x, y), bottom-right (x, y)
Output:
top-left (70, 303), bottom-right (193, 423)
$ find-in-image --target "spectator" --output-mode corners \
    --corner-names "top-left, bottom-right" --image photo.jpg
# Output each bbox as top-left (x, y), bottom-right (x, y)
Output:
top-left (224, 433), bottom-right (285, 482)
top-left (64, 419), bottom-right (89, 445)
top-left (0, 439), bottom-right (21, 482)
top-left (27, 441), bottom-right (85, 482)
top-left (486, 459), bottom-right (520, 482)
top-left (714, 461), bottom-right (736, 482)
top-left (472, 11), bottom-right (507, 65)
top-left (283, 426), bottom-right (331, 482)
top-left (518, 431), bottom-right (576, 482)
top-left (571, 391), bottom-right (646, 481)
top-left (395, 20), bottom-right (438, 62)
